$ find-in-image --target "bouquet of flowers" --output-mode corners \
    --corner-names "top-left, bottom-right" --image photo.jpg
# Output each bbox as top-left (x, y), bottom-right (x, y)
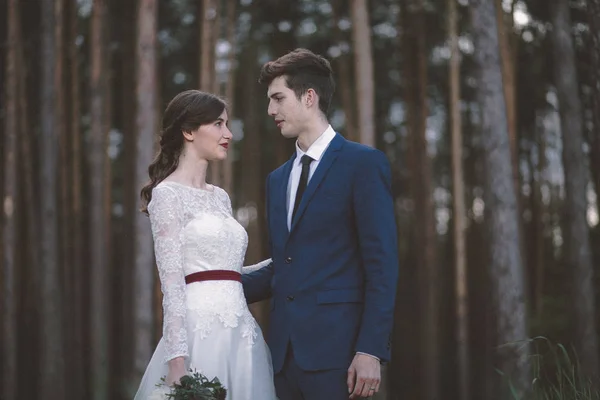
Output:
top-left (149, 370), bottom-right (227, 400)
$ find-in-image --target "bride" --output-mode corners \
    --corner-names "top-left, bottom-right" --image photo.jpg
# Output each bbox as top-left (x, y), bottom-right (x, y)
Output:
top-left (134, 90), bottom-right (277, 399)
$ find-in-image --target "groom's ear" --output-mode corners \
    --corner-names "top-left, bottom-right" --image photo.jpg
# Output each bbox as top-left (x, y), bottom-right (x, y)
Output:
top-left (304, 88), bottom-right (318, 109)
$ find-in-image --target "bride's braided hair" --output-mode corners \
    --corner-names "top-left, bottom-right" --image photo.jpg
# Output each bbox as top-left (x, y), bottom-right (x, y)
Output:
top-left (140, 90), bottom-right (227, 214)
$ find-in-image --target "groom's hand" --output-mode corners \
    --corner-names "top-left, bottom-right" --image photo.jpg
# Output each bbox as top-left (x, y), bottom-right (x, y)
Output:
top-left (347, 353), bottom-right (381, 398)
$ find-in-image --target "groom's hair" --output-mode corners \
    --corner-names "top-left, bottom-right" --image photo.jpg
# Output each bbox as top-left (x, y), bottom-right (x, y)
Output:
top-left (259, 48), bottom-right (335, 115)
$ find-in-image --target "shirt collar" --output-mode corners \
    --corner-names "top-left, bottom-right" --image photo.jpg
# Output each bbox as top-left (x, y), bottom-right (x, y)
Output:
top-left (294, 125), bottom-right (336, 164)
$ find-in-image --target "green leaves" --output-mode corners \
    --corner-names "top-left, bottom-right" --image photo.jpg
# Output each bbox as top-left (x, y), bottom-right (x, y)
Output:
top-left (158, 369), bottom-right (227, 400)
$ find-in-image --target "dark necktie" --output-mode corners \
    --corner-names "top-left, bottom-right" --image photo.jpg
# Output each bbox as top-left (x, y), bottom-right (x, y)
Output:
top-left (292, 155), bottom-right (314, 221)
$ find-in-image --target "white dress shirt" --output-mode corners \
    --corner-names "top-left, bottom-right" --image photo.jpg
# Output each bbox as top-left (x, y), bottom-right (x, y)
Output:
top-left (286, 125), bottom-right (336, 230)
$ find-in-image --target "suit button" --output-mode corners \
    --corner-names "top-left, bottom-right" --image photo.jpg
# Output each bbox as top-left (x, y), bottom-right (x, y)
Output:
top-left (285, 257), bottom-right (292, 264)
top-left (286, 295), bottom-right (295, 301)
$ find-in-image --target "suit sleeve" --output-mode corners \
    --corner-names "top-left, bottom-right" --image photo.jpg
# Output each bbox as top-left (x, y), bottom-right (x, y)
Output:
top-left (352, 149), bottom-right (399, 362)
top-left (242, 174), bottom-right (274, 303)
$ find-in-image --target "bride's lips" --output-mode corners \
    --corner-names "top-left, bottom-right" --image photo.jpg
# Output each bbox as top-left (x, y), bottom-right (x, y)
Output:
top-left (219, 143), bottom-right (229, 149)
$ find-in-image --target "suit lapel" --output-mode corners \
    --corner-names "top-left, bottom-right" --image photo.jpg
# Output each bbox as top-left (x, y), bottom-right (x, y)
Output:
top-left (289, 134), bottom-right (344, 233)
top-left (276, 154), bottom-right (296, 237)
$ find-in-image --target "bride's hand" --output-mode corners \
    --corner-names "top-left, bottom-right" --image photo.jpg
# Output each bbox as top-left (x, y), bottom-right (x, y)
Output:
top-left (166, 357), bottom-right (187, 386)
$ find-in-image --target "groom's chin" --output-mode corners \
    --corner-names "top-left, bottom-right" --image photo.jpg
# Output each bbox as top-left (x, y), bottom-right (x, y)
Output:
top-left (280, 130), bottom-right (297, 139)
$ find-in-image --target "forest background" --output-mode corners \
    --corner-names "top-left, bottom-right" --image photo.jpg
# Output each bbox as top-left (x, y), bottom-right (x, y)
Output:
top-left (3, 0), bottom-right (600, 399)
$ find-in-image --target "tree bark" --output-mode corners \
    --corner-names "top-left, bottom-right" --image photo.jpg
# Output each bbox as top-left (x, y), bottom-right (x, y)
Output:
top-left (54, 2), bottom-right (72, 395)
top-left (449, 1), bottom-right (469, 399)
top-left (199, 0), bottom-right (221, 186)
top-left (40, 0), bottom-right (66, 397)
top-left (119, 0), bottom-right (137, 394)
top-left (90, 0), bottom-right (110, 397)
top-left (2, 0), bottom-right (19, 398)
top-left (68, 0), bottom-right (84, 395)
top-left (550, 0), bottom-right (599, 380)
top-left (350, 0), bottom-right (375, 147)
top-left (17, 7), bottom-right (43, 399)
top-left (401, 0), bottom-right (439, 398)
top-left (55, 0), bottom-right (69, 318)
top-left (199, 0), bottom-right (217, 92)
top-left (469, 0), bottom-right (530, 397)
top-left (495, 0), bottom-right (519, 197)
top-left (588, 0), bottom-right (600, 214)
top-left (332, 0), bottom-right (356, 142)
top-left (133, 0), bottom-right (158, 385)
top-left (533, 125), bottom-right (547, 319)
top-left (222, 0), bottom-right (237, 195)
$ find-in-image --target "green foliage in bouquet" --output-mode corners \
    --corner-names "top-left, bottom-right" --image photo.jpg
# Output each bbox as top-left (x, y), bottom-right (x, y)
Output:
top-left (158, 370), bottom-right (227, 400)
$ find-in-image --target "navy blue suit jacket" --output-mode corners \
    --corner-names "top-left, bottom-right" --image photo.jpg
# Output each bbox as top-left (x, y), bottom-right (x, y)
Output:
top-left (243, 133), bottom-right (399, 373)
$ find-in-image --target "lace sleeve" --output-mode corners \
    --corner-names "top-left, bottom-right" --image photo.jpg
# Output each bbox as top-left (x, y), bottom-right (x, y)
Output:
top-left (148, 185), bottom-right (189, 363)
top-left (242, 258), bottom-right (273, 274)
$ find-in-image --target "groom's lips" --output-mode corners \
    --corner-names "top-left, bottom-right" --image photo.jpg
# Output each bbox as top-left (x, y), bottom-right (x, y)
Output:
top-left (275, 120), bottom-right (284, 128)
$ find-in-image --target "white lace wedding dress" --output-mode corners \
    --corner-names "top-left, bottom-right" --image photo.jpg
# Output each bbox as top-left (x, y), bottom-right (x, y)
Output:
top-left (134, 181), bottom-right (276, 400)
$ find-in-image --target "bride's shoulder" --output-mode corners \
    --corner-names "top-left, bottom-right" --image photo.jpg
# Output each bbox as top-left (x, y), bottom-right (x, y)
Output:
top-left (153, 181), bottom-right (180, 196)
top-left (148, 182), bottom-right (181, 208)
top-left (212, 185), bottom-right (230, 199)
top-left (210, 185), bottom-right (233, 206)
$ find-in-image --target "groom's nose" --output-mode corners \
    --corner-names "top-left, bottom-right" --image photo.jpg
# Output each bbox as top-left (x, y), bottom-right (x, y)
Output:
top-left (268, 101), bottom-right (277, 116)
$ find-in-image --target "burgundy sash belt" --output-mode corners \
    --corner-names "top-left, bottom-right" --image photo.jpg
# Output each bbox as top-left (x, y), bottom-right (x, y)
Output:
top-left (185, 270), bottom-right (242, 284)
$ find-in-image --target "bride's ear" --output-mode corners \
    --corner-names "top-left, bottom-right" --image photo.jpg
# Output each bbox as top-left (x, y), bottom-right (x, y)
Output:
top-left (182, 129), bottom-right (194, 142)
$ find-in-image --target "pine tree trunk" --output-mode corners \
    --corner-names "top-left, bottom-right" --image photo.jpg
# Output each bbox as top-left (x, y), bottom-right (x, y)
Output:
top-left (222, 0), bottom-right (237, 195)
top-left (495, 0), bottom-right (519, 197)
top-left (133, 0), bottom-right (158, 385)
top-left (332, 0), bottom-right (356, 142)
top-left (68, 0), bottom-right (84, 396)
top-left (533, 125), bottom-right (547, 319)
top-left (119, 0), bottom-right (137, 394)
top-left (588, 0), bottom-right (600, 211)
top-left (550, 0), bottom-right (599, 380)
top-left (401, 0), bottom-right (439, 398)
top-left (40, 0), bottom-right (66, 397)
top-left (54, 3), bottom-right (72, 395)
top-left (199, 0), bottom-right (220, 185)
top-left (17, 8), bottom-right (43, 399)
top-left (469, 0), bottom-right (530, 396)
top-left (55, 0), bottom-right (69, 319)
top-left (90, 0), bottom-right (110, 397)
top-left (449, 0), bottom-right (469, 399)
top-left (350, 0), bottom-right (375, 147)
top-left (200, 0), bottom-right (217, 92)
top-left (2, 0), bottom-right (19, 398)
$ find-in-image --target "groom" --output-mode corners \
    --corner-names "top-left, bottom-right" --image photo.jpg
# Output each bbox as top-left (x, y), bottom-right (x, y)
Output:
top-left (242, 48), bottom-right (399, 399)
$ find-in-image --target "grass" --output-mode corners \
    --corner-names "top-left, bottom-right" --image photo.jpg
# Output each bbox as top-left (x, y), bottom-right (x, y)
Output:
top-left (504, 337), bottom-right (599, 400)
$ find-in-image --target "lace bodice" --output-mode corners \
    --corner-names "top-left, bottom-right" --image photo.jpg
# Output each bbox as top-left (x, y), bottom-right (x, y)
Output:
top-left (148, 181), bottom-right (271, 363)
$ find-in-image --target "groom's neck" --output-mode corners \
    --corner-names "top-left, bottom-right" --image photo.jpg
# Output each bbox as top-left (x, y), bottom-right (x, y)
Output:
top-left (297, 118), bottom-right (329, 151)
